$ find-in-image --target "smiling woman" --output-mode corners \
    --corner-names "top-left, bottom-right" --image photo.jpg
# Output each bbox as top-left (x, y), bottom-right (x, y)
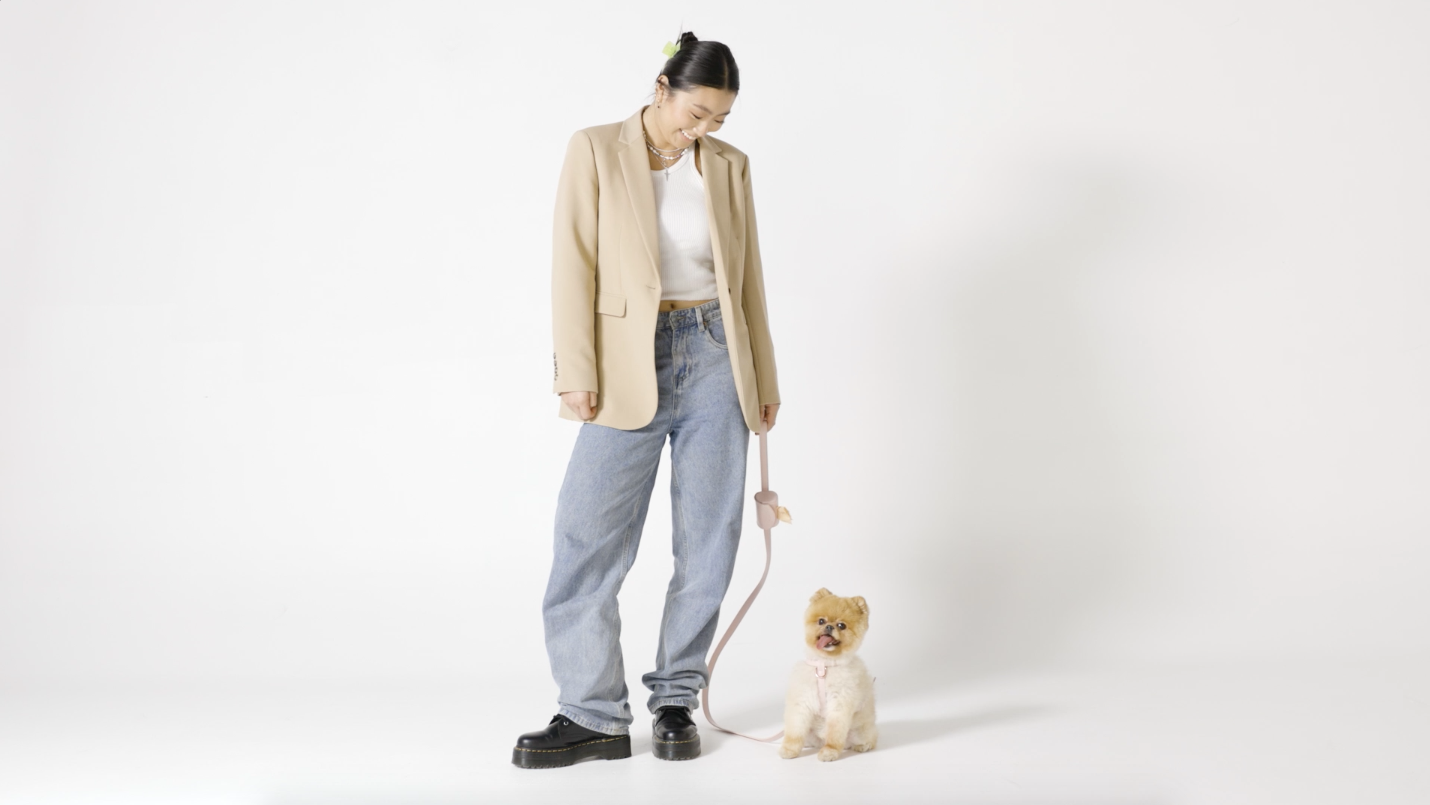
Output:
top-left (514, 30), bottom-right (784, 770)
top-left (643, 88), bottom-right (733, 178)
top-left (639, 37), bottom-right (737, 176)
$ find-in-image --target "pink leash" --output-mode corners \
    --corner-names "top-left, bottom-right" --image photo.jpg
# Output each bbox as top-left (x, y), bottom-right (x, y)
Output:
top-left (699, 414), bottom-right (791, 743)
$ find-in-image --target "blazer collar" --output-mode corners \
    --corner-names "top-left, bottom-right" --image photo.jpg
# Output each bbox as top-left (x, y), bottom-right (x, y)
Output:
top-left (616, 105), bottom-right (733, 291)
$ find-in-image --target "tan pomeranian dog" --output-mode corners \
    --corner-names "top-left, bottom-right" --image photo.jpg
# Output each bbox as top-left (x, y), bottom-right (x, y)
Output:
top-left (778, 588), bottom-right (878, 761)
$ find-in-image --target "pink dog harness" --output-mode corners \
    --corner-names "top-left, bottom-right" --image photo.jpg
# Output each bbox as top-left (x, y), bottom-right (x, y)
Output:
top-left (805, 658), bottom-right (830, 715)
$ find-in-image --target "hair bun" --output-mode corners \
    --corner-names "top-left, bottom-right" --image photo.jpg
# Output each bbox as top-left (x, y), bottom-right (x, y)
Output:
top-left (654, 32), bottom-right (739, 94)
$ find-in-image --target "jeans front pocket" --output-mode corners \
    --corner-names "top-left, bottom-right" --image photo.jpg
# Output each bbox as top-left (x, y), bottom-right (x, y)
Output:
top-left (703, 314), bottom-right (729, 351)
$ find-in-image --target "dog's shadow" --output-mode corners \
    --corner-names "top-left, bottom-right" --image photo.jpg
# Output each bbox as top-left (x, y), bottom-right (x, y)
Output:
top-left (873, 704), bottom-right (1054, 751)
top-left (700, 700), bottom-right (1053, 754)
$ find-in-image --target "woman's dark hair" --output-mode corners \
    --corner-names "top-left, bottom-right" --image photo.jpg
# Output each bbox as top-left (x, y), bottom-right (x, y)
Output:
top-left (657, 31), bottom-right (739, 95)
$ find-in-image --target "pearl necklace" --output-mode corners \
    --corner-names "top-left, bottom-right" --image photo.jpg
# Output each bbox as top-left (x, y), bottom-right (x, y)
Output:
top-left (644, 133), bottom-right (689, 181)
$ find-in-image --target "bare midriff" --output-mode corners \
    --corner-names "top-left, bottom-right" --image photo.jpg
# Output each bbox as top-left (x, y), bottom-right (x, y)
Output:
top-left (658, 299), bottom-right (717, 311)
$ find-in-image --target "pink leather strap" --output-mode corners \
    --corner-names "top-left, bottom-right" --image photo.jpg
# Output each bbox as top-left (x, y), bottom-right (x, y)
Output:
top-left (699, 413), bottom-right (786, 743)
top-left (805, 658), bottom-right (828, 715)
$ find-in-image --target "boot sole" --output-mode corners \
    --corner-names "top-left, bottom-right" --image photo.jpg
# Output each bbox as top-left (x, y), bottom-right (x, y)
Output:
top-left (511, 734), bottom-right (632, 769)
top-left (652, 734), bottom-right (701, 761)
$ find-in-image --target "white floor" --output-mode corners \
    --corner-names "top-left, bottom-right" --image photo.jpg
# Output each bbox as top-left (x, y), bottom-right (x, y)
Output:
top-left (1, 657), bottom-right (1426, 805)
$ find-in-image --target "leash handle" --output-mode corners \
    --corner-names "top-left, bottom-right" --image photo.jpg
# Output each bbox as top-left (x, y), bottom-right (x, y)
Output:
top-left (700, 412), bottom-right (785, 743)
top-left (758, 400), bottom-right (771, 491)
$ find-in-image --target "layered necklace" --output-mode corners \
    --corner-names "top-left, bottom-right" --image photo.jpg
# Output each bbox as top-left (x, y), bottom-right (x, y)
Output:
top-left (643, 117), bottom-right (690, 181)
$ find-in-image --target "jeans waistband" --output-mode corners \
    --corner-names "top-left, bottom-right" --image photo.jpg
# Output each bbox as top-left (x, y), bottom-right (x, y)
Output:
top-left (657, 298), bottom-right (721, 330)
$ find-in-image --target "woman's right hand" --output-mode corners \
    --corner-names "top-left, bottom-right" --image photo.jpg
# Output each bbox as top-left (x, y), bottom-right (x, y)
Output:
top-left (561, 390), bottom-right (598, 420)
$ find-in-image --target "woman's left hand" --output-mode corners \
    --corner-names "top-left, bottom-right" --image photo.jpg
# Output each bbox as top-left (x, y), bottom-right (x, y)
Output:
top-left (761, 403), bottom-right (780, 432)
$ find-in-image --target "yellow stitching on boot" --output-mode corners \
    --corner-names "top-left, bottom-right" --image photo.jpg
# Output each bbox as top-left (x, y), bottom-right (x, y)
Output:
top-left (514, 735), bottom-right (628, 752)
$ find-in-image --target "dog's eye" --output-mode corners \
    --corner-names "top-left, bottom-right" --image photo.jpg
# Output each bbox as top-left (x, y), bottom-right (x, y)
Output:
top-left (817, 618), bottom-right (826, 625)
top-left (837, 623), bottom-right (846, 630)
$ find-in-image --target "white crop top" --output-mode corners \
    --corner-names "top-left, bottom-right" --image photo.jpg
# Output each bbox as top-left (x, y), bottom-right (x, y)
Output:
top-left (650, 144), bottom-right (719, 301)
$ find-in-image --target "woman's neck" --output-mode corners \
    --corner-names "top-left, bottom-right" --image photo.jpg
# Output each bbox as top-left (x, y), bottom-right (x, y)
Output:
top-left (641, 105), bottom-right (680, 152)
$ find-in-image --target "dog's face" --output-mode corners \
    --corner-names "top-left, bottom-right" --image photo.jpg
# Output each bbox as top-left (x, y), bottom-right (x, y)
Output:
top-left (802, 588), bottom-right (869, 658)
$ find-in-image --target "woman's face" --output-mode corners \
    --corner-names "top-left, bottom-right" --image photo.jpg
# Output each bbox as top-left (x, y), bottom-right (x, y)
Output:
top-left (652, 79), bottom-right (736, 146)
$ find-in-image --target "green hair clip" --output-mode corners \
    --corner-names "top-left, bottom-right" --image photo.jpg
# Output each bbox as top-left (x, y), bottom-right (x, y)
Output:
top-left (662, 41), bottom-right (680, 58)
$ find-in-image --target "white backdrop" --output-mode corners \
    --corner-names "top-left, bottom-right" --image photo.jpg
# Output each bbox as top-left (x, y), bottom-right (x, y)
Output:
top-left (2, 1), bottom-right (1427, 700)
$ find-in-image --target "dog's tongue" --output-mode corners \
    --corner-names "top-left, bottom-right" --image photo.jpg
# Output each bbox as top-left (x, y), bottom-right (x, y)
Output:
top-left (816, 634), bottom-right (835, 649)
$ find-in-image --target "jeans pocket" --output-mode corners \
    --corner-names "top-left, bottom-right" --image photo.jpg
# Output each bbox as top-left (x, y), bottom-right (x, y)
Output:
top-left (703, 315), bottom-right (729, 351)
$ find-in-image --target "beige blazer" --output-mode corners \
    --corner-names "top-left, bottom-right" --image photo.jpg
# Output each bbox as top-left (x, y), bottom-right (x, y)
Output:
top-left (551, 105), bottom-right (781, 432)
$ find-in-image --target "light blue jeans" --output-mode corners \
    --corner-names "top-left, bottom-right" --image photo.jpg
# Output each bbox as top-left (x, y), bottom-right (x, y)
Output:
top-left (542, 299), bottom-right (750, 736)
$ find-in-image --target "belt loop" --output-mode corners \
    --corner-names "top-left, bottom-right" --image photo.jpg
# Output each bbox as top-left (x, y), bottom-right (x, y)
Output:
top-left (694, 304), bottom-right (704, 331)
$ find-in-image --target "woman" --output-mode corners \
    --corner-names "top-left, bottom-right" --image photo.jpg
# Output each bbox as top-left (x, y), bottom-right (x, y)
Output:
top-left (512, 32), bottom-right (782, 769)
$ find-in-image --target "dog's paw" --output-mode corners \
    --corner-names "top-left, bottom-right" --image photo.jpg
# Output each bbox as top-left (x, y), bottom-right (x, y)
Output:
top-left (777, 742), bottom-right (802, 759)
top-left (817, 746), bottom-right (841, 762)
top-left (851, 739), bottom-right (876, 752)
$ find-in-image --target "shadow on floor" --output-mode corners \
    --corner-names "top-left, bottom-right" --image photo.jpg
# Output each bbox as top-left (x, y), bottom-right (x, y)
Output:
top-left (875, 703), bottom-right (1057, 750)
top-left (696, 697), bottom-right (1055, 754)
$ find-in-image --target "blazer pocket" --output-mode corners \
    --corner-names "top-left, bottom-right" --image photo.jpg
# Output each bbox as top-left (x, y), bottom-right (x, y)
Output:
top-left (596, 291), bottom-right (626, 317)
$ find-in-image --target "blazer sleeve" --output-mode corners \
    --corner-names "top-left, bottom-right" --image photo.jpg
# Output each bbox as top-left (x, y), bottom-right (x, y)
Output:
top-left (551, 130), bottom-right (599, 395)
top-left (739, 155), bottom-right (781, 407)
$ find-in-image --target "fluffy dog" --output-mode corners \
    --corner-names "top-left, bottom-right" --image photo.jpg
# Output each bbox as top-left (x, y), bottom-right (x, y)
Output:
top-left (778, 588), bottom-right (878, 761)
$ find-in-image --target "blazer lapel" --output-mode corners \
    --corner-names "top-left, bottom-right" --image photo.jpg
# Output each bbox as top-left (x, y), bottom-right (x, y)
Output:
top-left (701, 136), bottom-right (734, 292)
top-left (617, 105), bottom-right (733, 292)
top-left (618, 109), bottom-right (661, 286)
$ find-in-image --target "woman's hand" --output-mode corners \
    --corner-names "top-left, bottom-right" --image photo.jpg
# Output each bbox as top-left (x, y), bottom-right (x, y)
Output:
top-left (562, 390), bottom-right (597, 420)
top-left (761, 403), bottom-right (780, 432)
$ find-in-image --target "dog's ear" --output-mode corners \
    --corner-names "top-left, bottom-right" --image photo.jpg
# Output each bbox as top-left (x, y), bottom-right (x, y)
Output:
top-left (809, 587), bottom-right (834, 603)
top-left (852, 596), bottom-right (869, 616)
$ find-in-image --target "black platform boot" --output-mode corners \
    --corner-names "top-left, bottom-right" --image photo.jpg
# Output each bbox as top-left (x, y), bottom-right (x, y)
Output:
top-left (511, 714), bottom-right (632, 769)
top-left (652, 705), bottom-right (701, 761)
